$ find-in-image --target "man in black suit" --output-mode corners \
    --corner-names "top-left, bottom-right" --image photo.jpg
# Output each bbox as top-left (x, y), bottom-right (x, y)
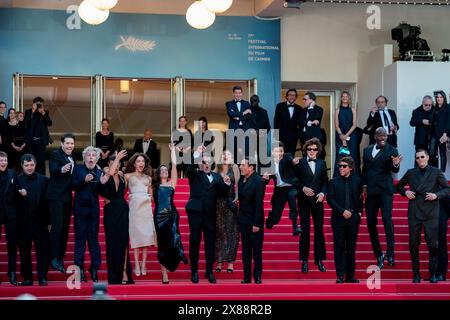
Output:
top-left (410, 95), bottom-right (434, 153)
top-left (72, 146), bottom-right (104, 282)
top-left (226, 85), bottom-right (252, 131)
top-left (186, 145), bottom-right (231, 284)
top-left (299, 92), bottom-right (324, 158)
top-left (16, 154), bottom-right (50, 286)
top-left (238, 157), bottom-right (266, 284)
top-left (24, 96), bottom-right (53, 175)
top-left (364, 96), bottom-right (399, 147)
top-left (362, 127), bottom-right (402, 268)
top-left (132, 129), bottom-right (159, 168)
top-left (273, 89), bottom-right (301, 155)
top-left (0, 151), bottom-right (18, 285)
top-left (46, 133), bottom-right (76, 274)
top-left (249, 95), bottom-right (271, 172)
top-left (264, 142), bottom-right (301, 236)
top-left (437, 195), bottom-right (450, 281)
top-left (0, 102), bottom-right (7, 153)
top-left (294, 138), bottom-right (329, 273)
top-left (327, 156), bottom-right (363, 283)
top-left (396, 149), bottom-right (449, 283)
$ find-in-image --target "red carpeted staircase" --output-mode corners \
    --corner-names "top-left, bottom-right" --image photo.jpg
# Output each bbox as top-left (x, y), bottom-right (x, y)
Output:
top-left (0, 179), bottom-right (449, 300)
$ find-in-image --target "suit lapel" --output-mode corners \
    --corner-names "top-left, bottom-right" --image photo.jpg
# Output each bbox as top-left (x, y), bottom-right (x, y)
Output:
top-left (302, 159), bottom-right (314, 177)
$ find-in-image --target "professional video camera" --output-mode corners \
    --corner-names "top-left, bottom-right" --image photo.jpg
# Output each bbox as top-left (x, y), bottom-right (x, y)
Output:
top-left (391, 22), bottom-right (431, 61)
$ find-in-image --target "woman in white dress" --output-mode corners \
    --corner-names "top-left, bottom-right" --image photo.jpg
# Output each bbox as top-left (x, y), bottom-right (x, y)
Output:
top-left (125, 153), bottom-right (157, 276)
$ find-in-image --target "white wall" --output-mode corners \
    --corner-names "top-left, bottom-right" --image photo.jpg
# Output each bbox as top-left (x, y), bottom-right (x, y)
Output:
top-left (281, 3), bottom-right (450, 83)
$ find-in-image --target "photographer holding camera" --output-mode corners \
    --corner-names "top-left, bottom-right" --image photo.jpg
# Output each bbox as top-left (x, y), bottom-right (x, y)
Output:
top-left (24, 96), bottom-right (52, 175)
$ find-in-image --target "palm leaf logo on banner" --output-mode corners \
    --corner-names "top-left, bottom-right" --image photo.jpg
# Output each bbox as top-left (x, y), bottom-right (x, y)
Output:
top-left (115, 36), bottom-right (157, 52)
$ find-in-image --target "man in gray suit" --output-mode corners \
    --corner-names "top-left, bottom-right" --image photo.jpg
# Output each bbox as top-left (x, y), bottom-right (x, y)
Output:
top-left (396, 149), bottom-right (449, 283)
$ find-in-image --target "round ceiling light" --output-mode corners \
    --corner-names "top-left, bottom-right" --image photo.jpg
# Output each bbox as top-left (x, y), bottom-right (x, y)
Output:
top-left (186, 1), bottom-right (216, 30)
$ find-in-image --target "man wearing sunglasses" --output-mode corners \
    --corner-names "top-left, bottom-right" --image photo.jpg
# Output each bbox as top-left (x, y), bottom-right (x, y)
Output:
top-left (327, 156), bottom-right (363, 283)
top-left (362, 127), bottom-right (402, 269)
top-left (410, 95), bottom-right (434, 155)
top-left (299, 92), bottom-right (324, 158)
top-left (396, 149), bottom-right (449, 283)
top-left (364, 95), bottom-right (399, 147)
top-left (293, 138), bottom-right (329, 273)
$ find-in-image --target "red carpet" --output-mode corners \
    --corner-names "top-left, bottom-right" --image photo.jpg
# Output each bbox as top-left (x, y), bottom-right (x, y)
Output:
top-left (0, 179), bottom-right (449, 300)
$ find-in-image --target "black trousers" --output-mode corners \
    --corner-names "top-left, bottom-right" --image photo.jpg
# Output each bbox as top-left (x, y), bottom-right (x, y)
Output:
top-left (408, 215), bottom-right (439, 276)
top-left (29, 143), bottom-right (46, 175)
top-left (298, 197), bottom-right (326, 261)
top-left (18, 217), bottom-right (49, 280)
top-left (437, 199), bottom-right (450, 276)
top-left (74, 213), bottom-right (101, 271)
top-left (240, 223), bottom-right (263, 280)
top-left (187, 210), bottom-right (215, 274)
top-left (429, 140), bottom-right (448, 172)
top-left (332, 214), bottom-right (360, 279)
top-left (267, 186), bottom-right (298, 226)
top-left (0, 213), bottom-right (18, 273)
top-left (49, 200), bottom-right (72, 261)
top-left (366, 194), bottom-right (395, 259)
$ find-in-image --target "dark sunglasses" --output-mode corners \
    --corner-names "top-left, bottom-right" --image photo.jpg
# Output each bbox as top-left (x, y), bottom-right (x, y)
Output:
top-left (338, 164), bottom-right (348, 168)
top-left (423, 104), bottom-right (432, 107)
top-left (415, 155), bottom-right (426, 160)
top-left (307, 148), bottom-right (318, 151)
top-left (303, 98), bottom-right (308, 101)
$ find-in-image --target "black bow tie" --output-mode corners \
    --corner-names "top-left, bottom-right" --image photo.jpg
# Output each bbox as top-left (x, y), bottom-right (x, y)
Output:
top-left (308, 158), bottom-right (316, 162)
top-left (288, 104), bottom-right (294, 107)
top-left (143, 140), bottom-right (150, 143)
top-left (206, 172), bottom-right (212, 177)
top-left (375, 145), bottom-right (383, 150)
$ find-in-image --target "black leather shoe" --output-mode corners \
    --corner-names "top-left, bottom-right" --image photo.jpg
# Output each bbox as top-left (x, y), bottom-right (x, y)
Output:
top-left (436, 274), bottom-right (446, 282)
top-left (19, 279), bottom-right (33, 286)
top-left (377, 254), bottom-right (385, 269)
top-left (90, 269), bottom-right (98, 282)
top-left (292, 225), bottom-right (302, 236)
top-left (38, 277), bottom-right (48, 286)
top-left (412, 274), bottom-right (421, 283)
top-left (387, 256), bottom-right (395, 266)
top-left (336, 277), bottom-right (344, 284)
top-left (51, 259), bottom-right (65, 274)
top-left (241, 279), bottom-right (251, 284)
top-left (345, 277), bottom-right (360, 283)
top-left (254, 278), bottom-right (262, 284)
top-left (265, 219), bottom-right (273, 230)
top-left (317, 260), bottom-right (326, 272)
top-left (8, 272), bottom-right (17, 286)
top-left (430, 274), bottom-right (438, 284)
top-left (79, 269), bottom-right (87, 282)
top-left (206, 273), bottom-right (216, 284)
top-left (191, 271), bottom-right (199, 284)
top-left (301, 260), bottom-right (309, 273)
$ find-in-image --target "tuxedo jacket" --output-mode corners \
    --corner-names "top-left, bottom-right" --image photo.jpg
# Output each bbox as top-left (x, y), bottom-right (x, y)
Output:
top-left (409, 105), bottom-right (433, 147)
top-left (72, 164), bottom-right (103, 216)
top-left (365, 109), bottom-right (399, 147)
top-left (238, 172), bottom-right (266, 228)
top-left (250, 105), bottom-right (271, 132)
top-left (327, 175), bottom-right (363, 221)
top-left (23, 108), bottom-right (52, 146)
top-left (0, 117), bottom-right (6, 148)
top-left (294, 158), bottom-right (328, 197)
top-left (226, 99), bottom-right (251, 130)
top-left (185, 164), bottom-right (230, 215)
top-left (45, 148), bottom-right (76, 202)
top-left (274, 102), bottom-right (301, 147)
top-left (265, 153), bottom-right (298, 186)
top-left (132, 138), bottom-right (159, 168)
top-left (362, 143), bottom-right (399, 195)
top-left (16, 173), bottom-right (50, 225)
top-left (396, 166), bottom-right (449, 221)
top-left (299, 105), bottom-right (324, 142)
top-left (0, 169), bottom-right (18, 220)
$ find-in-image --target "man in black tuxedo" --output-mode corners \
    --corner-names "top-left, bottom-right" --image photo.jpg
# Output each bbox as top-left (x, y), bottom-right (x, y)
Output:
top-left (72, 146), bottom-right (104, 282)
top-left (186, 145), bottom-right (231, 284)
top-left (364, 96), bottom-right (399, 147)
top-left (132, 129), bottom-right (159, 168)
top-left (362, 127), bottom-right (402, 268)
top-left (249, 95), bottom-right (271, 172)
top-left (16, 154), bottom-right (50, 286)
top-left (0, 151), bottom-right (18, 285)
top-left (0, 102), bottom-right (7, 153)
top-left (273, 89), bottom-right (301, 155)
top-left (24, 96), bottom-right (53, 175)
top-left (294, 138), bottom-right (329, 273)
top-left (226, 85), bottom-right (252, 131)
top-left (437, 195), bottom-right (450, 281)
top-left (410, 95), bottom-right (434, 153)
top-left (299, 92), bottom-right (324, 158)
top-left (238, 157), bottom-right (266, 284)
top-left (46, 133), bottom-right (76, 274)
top-left (327, 156), bottom-right (363, 283)
top-left (396, 149), bottom-right (449, 283)
top-left (263, 142), bottom-right (301, 236)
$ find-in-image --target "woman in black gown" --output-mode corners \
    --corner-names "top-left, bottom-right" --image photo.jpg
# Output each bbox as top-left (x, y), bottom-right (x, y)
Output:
top-left (152, 144), bottom-right (188, 283)
top-left (96, 118), bottom-right (115, 169)
top-left (171, 115), bottom-right (193, 178)
top-left (6, 108), bottom-right (26, 172)
top-left (100, 150), bottom-right (134, 284)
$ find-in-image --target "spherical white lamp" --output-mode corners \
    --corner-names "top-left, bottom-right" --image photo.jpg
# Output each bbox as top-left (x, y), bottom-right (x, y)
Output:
top-left (79, 0), bottom-right (109, 25)
top-left (88, 0), bottom-right (118, 10)
top-left (201, 0), bottom-right (233, 13)
top-left (186, 1), bottom-right (216, 30)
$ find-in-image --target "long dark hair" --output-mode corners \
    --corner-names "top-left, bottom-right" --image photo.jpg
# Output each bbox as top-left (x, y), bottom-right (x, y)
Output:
top-left (152, 164), bottom-right (169, 190)
top-left (125, 153), bottom-right (153, 176)
top-left (198, 116), bottom-right (208, 131)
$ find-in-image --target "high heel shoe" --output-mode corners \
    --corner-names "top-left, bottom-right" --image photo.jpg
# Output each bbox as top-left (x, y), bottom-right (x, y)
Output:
top-left (141, 262), bottom-right (147, 276)
top-left (215, 262), bottom-right (223, 273)
top-left (122, 270), bottom-right (129, 284)
top-left (227, 264), bottom-right (234, 274)
top-left (162, 277), bottom-right (169, 284)
top-left (134, 264), bottom-right (141, 277)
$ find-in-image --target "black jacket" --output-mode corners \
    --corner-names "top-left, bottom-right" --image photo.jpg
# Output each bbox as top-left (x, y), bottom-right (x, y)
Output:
top-left (16, 173), bottom-right (50, 225)
top-left (0, 169), bottom-right (18, 220)
top-left (294, 158), bottom-right (328, 196)
top-left (431, 104), bottom-right (449, 138)
top-left (250, 105), bottom-right (271, 132)
top-left (45, 148), bottom-right (75, 202)
top-left (299, 105), bottom-right (324, 142)
top-left (24, 108), bottom-right (52, 146)
top-left (362, 143), bottom-right (399, 195)
top-left (132, 138), bottom-right (159, 168)
top-left (72, 164), bottom-right (103, 216)
top-left (410, 105), bottom-right (434, 147)
top-left (274, 102), bottom-right (301, 147)
top-left (238, 172), bottom-right (266, 228)
top-left (365, 109), bottom-right (399, 147)
top-left (327, 175), bottom-right (363, 219)
top-left (226, 99), bottom-right (252, 130)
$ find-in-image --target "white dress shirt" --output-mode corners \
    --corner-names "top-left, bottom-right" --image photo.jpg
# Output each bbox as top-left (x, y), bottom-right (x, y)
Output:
top-left (142, 139), bottom-right (151, 154)
top-left (307, 157), bottom-right (316, 174)
top-left (372, 145), bottom-right (381, 158)
top-left (288, 104), bottom-right (294, 118)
